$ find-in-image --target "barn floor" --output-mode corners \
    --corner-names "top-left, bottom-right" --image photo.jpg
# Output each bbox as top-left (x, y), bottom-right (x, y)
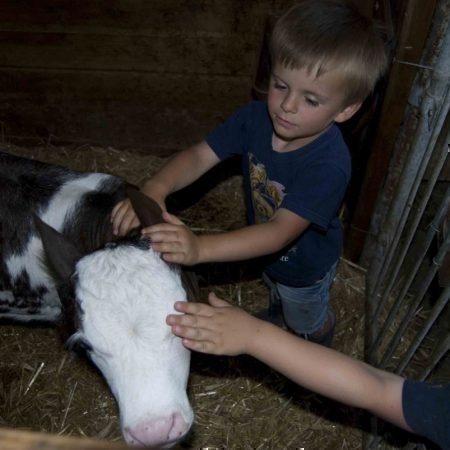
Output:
top-left (0, 143), bottom-right (409, 449)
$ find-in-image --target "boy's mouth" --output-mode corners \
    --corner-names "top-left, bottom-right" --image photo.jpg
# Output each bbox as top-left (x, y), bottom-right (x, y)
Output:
top-left (275, 114), bottom-right (295, 129)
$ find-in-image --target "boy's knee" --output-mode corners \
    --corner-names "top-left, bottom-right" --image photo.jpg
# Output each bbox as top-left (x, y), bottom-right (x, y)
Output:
top-left (287, 308), bottom-right (337, 348)
top-left (283, 307), bottom-right (328, 335)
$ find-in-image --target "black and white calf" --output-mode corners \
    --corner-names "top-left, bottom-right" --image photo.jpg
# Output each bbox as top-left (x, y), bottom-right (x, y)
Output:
top-left (0, 151), bottom-right (194, 448)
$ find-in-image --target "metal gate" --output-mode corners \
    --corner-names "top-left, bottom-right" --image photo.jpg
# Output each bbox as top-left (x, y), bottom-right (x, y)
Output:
top-left (362, 0), bottom-right (449, 447)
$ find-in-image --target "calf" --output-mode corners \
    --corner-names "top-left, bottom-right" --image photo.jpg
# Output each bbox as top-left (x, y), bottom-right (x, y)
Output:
top-left (0, 151), bottom-right (194, 448)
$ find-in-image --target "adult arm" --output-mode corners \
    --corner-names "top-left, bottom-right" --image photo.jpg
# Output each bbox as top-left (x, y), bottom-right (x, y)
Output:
top-left (167, 294), bottom-right (411, 432)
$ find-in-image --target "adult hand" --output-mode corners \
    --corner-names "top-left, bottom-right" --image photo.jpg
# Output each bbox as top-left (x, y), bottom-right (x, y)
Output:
top-left (166, 292), bottom-right (260, 355)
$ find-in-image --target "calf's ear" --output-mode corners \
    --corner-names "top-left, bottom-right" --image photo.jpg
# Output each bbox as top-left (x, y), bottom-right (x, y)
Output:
top-left (126, 186), bottom-right (164, 227)
top-left (126, 186), bottom-right (200, 299)
top-left (33, 214), bottom-right (82, 283)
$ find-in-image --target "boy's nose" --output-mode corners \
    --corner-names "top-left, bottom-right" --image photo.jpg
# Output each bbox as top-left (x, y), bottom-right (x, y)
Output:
top-left (281, 94), bottom-right (298, 113)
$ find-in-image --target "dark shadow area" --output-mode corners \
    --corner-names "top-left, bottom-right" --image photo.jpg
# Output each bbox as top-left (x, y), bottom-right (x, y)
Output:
top-left (166, 156), bottom-right (242, 215)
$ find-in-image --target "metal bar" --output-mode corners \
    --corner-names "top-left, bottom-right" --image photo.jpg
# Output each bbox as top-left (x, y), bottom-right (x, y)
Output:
top-left (380, 229), bottom-right (450, 368)
top-left (366, 17), bottom-right (450, 300)
top-left (370, 82), bottom-right (450, 306)
top-left (365, 18), bottom-right (450, 362)
top-left (369, 185), bottom-right (450, 361)
top-left (396, 283), bottom-right (450, 374)
top-left (371, 127), bottom-right (450, 321)
top-left (419, 332), bottom-right (450, 381)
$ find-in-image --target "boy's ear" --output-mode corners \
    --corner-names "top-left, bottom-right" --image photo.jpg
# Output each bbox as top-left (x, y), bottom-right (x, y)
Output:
top-left (334, 102), bottom-right (362, 123)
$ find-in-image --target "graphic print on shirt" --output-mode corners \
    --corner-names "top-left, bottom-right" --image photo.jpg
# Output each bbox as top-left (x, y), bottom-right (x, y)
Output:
top-left (249, 153), bottom-right (286, 223)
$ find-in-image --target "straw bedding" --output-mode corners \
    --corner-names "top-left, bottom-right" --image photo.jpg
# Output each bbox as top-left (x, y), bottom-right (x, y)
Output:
top-left (0, 143), bottom-right (400, 449)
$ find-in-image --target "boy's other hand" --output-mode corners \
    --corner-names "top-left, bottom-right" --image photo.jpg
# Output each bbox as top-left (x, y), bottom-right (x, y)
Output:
top-left (111, 199), bottom-right (140, 236)
top-left (142, 211), bottom-right (200, 265)
top-left (166, 292), bottom-right (259, 355)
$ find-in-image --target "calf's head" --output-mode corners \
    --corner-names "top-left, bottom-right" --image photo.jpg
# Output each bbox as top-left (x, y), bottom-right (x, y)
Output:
top-left (34, 190), bottom-right (193, 448)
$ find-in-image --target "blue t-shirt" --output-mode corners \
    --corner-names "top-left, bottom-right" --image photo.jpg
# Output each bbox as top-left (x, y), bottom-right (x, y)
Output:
top-left (403, 380), bottom-right (450, 449)
top-left (206, 101), bottom-right (351, 286)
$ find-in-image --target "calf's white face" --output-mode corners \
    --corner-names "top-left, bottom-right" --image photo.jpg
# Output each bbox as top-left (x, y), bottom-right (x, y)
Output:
top-left (0, 152), bottom-right (194, 447)
top-left (71, 244), bottom-right (193, 447)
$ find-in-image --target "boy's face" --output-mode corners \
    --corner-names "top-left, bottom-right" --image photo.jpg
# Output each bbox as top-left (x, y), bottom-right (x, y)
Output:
top-left (267, 64), bottom-right (361, 150)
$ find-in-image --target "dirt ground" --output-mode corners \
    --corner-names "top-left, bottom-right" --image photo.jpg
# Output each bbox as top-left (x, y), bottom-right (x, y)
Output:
top-left (0, 143), bottom-right (407, 449)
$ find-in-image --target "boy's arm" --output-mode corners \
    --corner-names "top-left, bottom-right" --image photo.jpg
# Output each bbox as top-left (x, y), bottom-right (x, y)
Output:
top-left (144, 207), bottom-right (310, 265)
top-left (167, 294), bottom-right (411, 432)
top-left (141, 140), bottom-right (220, 205)
top-left (111, 141), bottom-right (220, 236)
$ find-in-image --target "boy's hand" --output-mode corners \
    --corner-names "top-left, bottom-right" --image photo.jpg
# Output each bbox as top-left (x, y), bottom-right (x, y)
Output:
top-left (166, 292), bottom-right (259, 355)
top-left (142, 211), bottom-right (201, 265)
top-left (111, 199), bottom-right (140, 236)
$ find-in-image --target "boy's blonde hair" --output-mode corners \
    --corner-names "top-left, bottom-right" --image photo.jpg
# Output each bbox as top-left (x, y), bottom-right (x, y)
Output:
top-left (270, 0), bottom-right (388, 105)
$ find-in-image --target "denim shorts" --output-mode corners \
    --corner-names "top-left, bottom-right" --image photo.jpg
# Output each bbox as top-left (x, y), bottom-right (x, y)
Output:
top-left (266, 261), bottom-right (338, 335)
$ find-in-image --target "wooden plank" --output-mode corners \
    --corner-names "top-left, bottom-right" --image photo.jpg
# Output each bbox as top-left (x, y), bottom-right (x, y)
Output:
top-left (0, 31), bottom-right (260, 76)
top-left (0, 427), bottom-right (129, 450)
top-left (0, 426), bottom-right (187, 449)
top-left (0, 0), bottom-right (271, 35)
top-left (0, 69), bottom-right (251, 107)
top-left (0, 70), bottom-right (253, 152)
top-left (345, 0), bottom-right (438, 263)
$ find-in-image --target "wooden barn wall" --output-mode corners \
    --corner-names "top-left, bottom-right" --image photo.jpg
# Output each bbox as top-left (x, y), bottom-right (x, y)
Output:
top-left (0, 0), bottom-right (283, 154)
top-left (0, 0), bottom-right (377, 155)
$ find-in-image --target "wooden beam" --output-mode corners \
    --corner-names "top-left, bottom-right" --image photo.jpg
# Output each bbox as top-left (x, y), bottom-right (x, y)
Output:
top-left (345, 0), bottom-right (437, 263)
top-left (0, 427), bottom-right (129, 450)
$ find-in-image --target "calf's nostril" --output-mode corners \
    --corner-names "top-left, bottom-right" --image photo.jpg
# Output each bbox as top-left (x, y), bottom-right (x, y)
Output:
top-left (124, 413), bottom-right (189, 447)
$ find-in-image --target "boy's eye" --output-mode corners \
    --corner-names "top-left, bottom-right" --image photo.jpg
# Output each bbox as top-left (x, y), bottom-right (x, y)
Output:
top-left (273, 81), bottom-right (287, 90)
top-left (305, 97), bottom-right (319, 107)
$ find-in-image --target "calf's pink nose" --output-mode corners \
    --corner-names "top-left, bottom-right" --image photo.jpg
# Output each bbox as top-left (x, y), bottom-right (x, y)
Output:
top-left (124, 412), bottom-right (190, 447)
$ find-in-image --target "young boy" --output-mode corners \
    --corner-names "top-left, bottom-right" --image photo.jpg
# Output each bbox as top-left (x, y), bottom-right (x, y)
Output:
top-left (112, 0), bottom-right (387, 346)
top-left (166, 293), bottom-right (450, 449)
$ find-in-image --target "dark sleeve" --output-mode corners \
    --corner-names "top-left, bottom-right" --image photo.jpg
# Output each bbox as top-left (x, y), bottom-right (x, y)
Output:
top-left (402, 380), bottom-right (450, 449)
top-left (206, 101), bottom-right (259, 160)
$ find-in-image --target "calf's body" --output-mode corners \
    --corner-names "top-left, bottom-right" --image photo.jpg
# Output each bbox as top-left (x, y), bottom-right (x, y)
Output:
top-left (0, 151), bottom-right (193, 447)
